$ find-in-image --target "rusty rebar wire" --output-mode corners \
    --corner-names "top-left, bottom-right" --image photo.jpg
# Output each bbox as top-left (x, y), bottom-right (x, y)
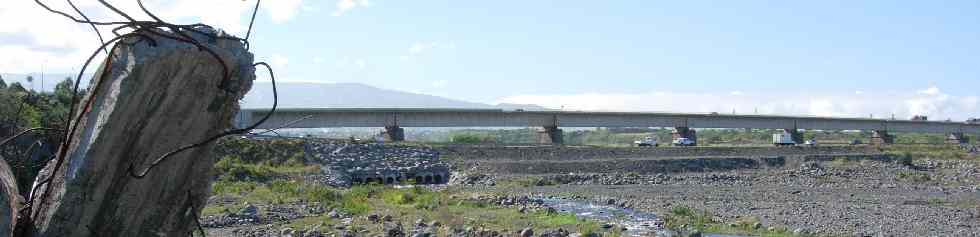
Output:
top-left (65, 0), bottom-right (108, 55)
top-left (25, 0), bottom-right (278, 224)
top-left (245, 0), bottom-right (262, 50)
top-left (127, 61), bottom-right (278, 179)
top-left (252, 114), bottom-right (314, 136)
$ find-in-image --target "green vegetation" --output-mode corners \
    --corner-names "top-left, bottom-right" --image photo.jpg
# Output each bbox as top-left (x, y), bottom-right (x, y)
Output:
top-left (896, 171), bottom-right (932, 183)
top-left (207, 138), bottom-right (602, 235)
top-left (0, 78), bottom-right (78, 195)
top-left (881, 145), bottom-right (974, 161)
top-left (450, 133), bottom-right (484, 144)
top-left (210, 182), bottom-right (602, 235)
top-left (664, 205), bottom-right (817, 237)
top-left (495, 176), bottom-right (559, 188)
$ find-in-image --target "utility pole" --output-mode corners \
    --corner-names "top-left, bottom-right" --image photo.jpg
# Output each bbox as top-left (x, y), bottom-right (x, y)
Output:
top-left (41, 60), bottom-right (45, 92)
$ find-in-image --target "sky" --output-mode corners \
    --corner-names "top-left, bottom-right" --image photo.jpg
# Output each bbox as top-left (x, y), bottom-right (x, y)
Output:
top-left (1, 0), bottom-right (978, 120)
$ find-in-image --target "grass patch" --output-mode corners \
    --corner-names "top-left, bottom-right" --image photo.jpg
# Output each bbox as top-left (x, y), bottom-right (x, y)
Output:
top-left (495, 176), bottom-right (559, 188)
top-left (882, 145), bottom-right (973, 161)
top-left (829, 157), bottom-right (859, 168)
top-left (896, 171), bottom-right (932, 183)
top-left (664, 206), bottom-right (816, 237)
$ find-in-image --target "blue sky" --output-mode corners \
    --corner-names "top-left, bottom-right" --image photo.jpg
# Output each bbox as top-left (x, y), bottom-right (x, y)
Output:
top-left (2, 0), bottom-right (978, 119)
top-left (240, 0), bottom-right (980, 100)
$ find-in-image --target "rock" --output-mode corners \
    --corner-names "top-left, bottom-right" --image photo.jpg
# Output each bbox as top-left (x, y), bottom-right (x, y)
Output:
top-left (428, 220), bottom-right (441, 227)
top-left (281, 227), bottom-right (295, 237)
top-left (384, 222), bottom-right (405, 237)
top-left (539, 228), bottom-right (570, 237)
top-left (0, 158), bottom-right (22, 236)
top-left (752, 222), bottom-right (762, 229)
top-left (28, 26), bottom-right (254, 237)
top-left (241, 203), bottom-right (259, 216)
top-left (415, 218), bottom-right (426, 228)
top-left (368, 213), bottom-right (381, 223)
top-left (520, 227), bottom-right (534, 237)
top-left (328, 209), bottom-right (341, 218)
top-left (688, 230), bottom-right (702, 237)
top-left (793, 228), bottom-right (807, 235)
top-left (382, 214), bottom-right (394, 222)
top-left (601, 223), bottom-right (613, 229)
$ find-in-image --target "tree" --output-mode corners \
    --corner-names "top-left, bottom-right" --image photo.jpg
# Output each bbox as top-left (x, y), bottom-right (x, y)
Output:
top-left (0, 74), bottom-right (6, 89)
top-left (7, 82), bottom-right (25, 93)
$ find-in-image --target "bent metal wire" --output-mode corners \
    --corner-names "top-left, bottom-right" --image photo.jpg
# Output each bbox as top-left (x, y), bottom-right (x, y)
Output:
top-left (4, 1), bottom-right (279, 234)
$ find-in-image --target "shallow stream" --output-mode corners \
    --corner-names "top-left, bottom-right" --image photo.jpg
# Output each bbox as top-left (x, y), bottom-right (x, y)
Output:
top-left (539, 198), bottom-right (752, 237)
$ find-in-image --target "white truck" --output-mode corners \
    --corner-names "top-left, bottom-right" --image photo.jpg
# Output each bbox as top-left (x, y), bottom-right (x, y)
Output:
top-left (634, 137), bottom-right (658, 147)
top-left (672, 138), bottom-right (696, 146)
top-left (772, 131), bottom-right (796, 146)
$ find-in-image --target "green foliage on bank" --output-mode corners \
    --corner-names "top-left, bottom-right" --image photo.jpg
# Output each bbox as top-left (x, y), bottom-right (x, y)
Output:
top-left (881, 144), bottom-right (974, 160)
top-left (665, 205), bottom-right (817, 237)
top-left (0, 78), bottom-right (78, 196)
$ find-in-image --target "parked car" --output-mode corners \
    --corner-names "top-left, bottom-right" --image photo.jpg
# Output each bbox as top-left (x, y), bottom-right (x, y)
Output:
top-left (672, 138), bottom-right (696, 146)
top-left (804, 139), bottom-right (817, 146)
top-left (634, 137), bottom-right (658, 147)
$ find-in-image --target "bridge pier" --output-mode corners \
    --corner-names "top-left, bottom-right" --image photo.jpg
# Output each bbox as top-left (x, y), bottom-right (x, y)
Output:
top-left (784, 129), bottom-right (804, 144)
top-left (384, 126), bottom-right (405, 142)
top-left (946, 132), bottom-right (968, 144)
top-left (871, 130), bottom-right (894, 145)
top-left (671, 127), bottom-right (697, 146)
top-left (537, 126), bottom-right (563, 144)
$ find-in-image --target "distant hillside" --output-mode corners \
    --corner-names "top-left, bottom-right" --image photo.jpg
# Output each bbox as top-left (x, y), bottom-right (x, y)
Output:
top-left (494, 103), bottom-right (556, 111)
top-left (0, 75), bottom-right (550, 110)
top-left (242, 82), bottom-right (496, 109)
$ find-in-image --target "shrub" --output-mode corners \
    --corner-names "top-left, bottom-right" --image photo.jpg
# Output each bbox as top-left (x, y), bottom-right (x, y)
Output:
top-left (451, 134), bottom-right (484, 144)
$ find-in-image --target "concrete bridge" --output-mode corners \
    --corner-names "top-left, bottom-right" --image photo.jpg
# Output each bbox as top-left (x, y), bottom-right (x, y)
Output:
top-left (236, 108), bottom-right (980, 145)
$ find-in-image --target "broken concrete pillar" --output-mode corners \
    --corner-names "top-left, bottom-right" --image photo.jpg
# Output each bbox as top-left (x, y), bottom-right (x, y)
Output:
top-left (537, 126), bottom-right (563, 144)
top-left (946, 132), bottom-right (967, 144)
top-left (871, 130), bottom-right (894, 145)
top-left (672, 127), bottom-right (697, 146)
top-left (29, 27), bottom-right (254, 236)
top-left (384, 126), bottom-right (405, 142)
top-left (0, 157), bottom-right (22, 237)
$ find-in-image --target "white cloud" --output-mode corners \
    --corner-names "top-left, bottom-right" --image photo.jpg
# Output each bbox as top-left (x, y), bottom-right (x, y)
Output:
top-left (0, 0), bottom-right (304, 73)
top-left (313, 57), bottom-right (327, 64)
top-left (729, 91), bottom-right (744, 96)
top-left (409, 43), bottom-right (429, 55)
top-left (334, 57), bottom-right (368, 70)
top-left (263, 0), bottom-right (304, 23)
top-left (431, 80), bottom-right (448, 88)
top-left (333, 0), bottom-right (370, 16)
top-left (918, 86), bottom-right (941, 96)
top-left (269, 54), bottom-right (289, 68)
top-left (404, 42), bottom-right (454, 58)
top-left (496, 86), bottom-right (979, 121)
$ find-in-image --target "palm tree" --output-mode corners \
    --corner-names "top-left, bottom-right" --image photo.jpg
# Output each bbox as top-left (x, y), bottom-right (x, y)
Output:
top-left (26, 76), bottom-right (34, 91)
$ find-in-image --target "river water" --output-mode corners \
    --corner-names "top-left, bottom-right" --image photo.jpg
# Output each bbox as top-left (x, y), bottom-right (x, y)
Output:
top-left (539, 198), bottom-right (752, 237)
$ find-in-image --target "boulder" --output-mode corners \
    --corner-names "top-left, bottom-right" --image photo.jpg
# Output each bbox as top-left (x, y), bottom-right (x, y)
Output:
top-left (0, 158), bottom-right (22, 236)
top-left (28, 27), bottom-right (254, 237)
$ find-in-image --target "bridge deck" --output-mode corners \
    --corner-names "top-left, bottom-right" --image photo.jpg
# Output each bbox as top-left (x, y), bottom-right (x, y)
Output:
top-left (237, 108), bottom-right (980, 134)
